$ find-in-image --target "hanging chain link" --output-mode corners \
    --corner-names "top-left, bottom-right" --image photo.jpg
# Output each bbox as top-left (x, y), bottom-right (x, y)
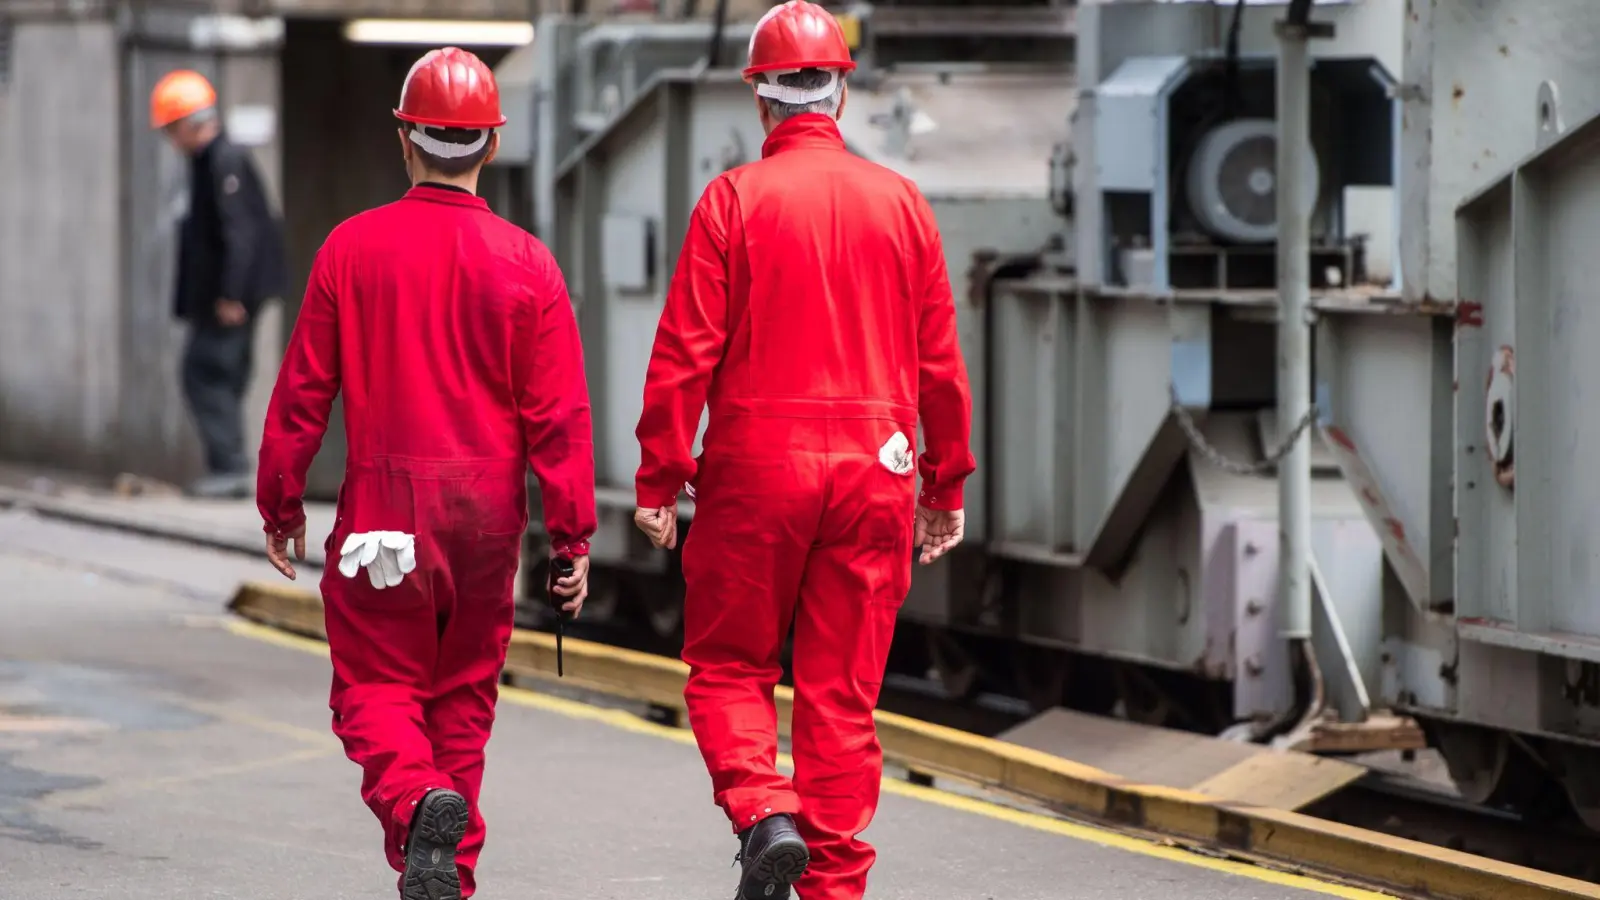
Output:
top-left (1168, 384), bottom-right (1320, 476)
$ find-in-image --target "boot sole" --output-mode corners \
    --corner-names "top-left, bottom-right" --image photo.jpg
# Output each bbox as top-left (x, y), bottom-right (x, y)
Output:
top-left (740, 833), bottom-right (810, 899)
top-left (402, 790), bottom-right (469, 900)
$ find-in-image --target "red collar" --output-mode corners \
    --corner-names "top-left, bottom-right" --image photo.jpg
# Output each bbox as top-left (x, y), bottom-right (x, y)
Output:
top-left (761, 114), bottom-right (846, 159)
top-left (403, 184), bottom-right (490, 210)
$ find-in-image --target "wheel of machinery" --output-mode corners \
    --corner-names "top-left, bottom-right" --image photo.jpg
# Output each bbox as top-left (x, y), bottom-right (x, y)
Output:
top-left (1431, 722), bottom-right (1569, 820)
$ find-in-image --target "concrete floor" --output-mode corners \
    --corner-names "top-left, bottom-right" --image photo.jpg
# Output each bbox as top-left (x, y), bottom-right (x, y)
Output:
top-left (0, 508), bottom-right (1380, 899)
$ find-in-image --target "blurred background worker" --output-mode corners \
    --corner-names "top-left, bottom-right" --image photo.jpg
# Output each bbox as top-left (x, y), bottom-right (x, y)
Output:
top-left (150, 70), bottom-right (289, 499)
top-left (631, 2), bottom-right (975, 899)
top-left (254, 47), bottom-right (597, 900)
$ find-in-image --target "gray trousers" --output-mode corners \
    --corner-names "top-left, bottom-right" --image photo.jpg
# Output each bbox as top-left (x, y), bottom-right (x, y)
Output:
top-left (180, 320), bottom-right (256, 475)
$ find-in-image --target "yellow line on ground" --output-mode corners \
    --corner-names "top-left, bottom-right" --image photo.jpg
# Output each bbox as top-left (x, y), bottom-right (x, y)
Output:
top-left (221, 618), bottom-right (1391, 898)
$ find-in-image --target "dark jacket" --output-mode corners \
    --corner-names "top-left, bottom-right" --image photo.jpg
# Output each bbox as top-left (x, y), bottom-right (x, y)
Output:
top-left (174, 134), bottom-right (289, 324)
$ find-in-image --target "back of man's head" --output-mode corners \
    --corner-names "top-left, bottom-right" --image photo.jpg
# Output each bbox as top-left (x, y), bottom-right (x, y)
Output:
top-left (393, 47), bottom-right (506, 186)
top-left (757, 68), bottom-right (846, 123)
top-left (406, 124), bottom-right (496, 179)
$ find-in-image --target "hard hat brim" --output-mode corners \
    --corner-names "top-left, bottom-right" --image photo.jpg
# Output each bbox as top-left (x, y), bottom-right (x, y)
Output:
top-left (394, 109), bottom-right (508, 129)
top-left (150, 106), bottom-right (214, 130)
top-left (741, 59), bottom-right (857, 82)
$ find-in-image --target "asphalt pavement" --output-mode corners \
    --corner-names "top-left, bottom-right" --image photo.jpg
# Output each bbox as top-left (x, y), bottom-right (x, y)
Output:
top-left (0, 508), bottom-right (1384, 899)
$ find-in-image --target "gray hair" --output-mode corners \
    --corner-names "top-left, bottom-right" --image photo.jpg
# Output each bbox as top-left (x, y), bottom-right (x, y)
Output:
top-left (758, 68), bottom-right (845, 122)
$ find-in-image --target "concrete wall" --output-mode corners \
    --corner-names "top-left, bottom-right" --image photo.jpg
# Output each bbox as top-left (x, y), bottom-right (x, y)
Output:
top-left (0, 17), bottom-right (286, 485)
top-left (0, 21), bottom-right (123, 472)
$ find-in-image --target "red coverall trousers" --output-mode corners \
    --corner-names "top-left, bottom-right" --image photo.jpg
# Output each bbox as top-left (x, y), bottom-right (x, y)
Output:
top-left (681, 411), bottom-right (916, 900)
top-left (321, 460), bottom-right (525, 899)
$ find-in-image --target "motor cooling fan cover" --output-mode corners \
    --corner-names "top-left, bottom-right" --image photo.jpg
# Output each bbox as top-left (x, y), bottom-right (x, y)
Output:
top-left (1185, 117), bottom-right (1320, 244)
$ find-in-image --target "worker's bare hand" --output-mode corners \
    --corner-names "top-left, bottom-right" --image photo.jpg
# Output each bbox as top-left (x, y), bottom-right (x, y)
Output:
top-left (634, 506), bottom-right (679, 550)
top-left (266, 523), bottom-right (308, 580)
top-left (216, 299), bottom-right (249, 327)
top-left (914, 506), bottom-right (965, 566)
top-left (551, 554), bottom-right (590, 617)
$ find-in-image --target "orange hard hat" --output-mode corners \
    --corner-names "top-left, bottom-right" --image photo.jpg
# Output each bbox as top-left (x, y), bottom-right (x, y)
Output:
top-left (150, 70), bottom-right (217, 129)
top-left (743, 0), bottom-right (856, 82)
top-left (394, 47), bottom-right (507, 130)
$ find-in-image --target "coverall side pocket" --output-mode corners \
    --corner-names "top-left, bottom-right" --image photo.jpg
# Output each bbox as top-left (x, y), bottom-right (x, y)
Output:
top-left (854, 489), bottom-right (914, 693)
top-left (461, 528), bottom-right (524, 610)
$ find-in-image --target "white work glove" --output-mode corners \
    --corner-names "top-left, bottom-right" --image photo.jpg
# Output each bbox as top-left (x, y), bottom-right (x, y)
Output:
top-left (337, 531), bottom-right (417, 590)
top-left (879, 432), bottom-right (914, 476)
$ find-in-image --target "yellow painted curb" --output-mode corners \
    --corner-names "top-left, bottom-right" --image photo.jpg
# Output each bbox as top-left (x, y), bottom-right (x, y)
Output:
top-left (227, 581), bottom-right (1600, 900)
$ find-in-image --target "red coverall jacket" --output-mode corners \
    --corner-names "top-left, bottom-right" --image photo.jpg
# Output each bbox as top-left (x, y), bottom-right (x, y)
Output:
top-left (257, 184), bottom-right (596, 896)
top-left (634, 113), bottom-right (975, 900)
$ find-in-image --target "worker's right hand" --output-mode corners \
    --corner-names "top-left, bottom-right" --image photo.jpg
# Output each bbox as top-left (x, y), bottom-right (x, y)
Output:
top-left (551, 554), bottom-right (590, 616)
top-left (266, 523), bottom-right (308, 580)
top-left (914, 506), bottom-right (965, 566)
top-left (634, 505), bottom-right (679, 550)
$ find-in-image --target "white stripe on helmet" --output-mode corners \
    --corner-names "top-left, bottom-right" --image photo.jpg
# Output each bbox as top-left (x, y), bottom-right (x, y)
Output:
top-left (753, 68), bottom-right (840, 106)
top-left (408, 126), bottom-right (489, 159)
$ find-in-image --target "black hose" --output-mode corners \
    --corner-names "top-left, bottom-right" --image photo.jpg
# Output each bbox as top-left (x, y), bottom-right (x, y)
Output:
top-left (1223, 0), bottom-right (1245, 117)
top-left (707, 0), bottom-right (731, 68)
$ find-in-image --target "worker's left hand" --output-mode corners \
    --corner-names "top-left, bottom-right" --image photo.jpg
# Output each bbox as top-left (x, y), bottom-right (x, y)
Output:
top-left (267, 523), bottom-right (308, 580)
top-left (914, 506), bottom-right (965, 566)
top-left (216, 299), bottom-right (249, 327)
top-left (551, 553), bottom-right (590, 616)
top-left (634, 506), bottom-right (679, 550)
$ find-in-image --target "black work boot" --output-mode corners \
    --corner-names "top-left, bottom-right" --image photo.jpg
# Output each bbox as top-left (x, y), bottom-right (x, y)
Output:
top-left (735, 813), bottom-right (809, 900)
top-left (401, 789), bottom-right (469, 900)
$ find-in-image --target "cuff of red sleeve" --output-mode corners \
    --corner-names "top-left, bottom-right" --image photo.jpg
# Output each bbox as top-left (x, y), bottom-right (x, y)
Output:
top-left (635, 482), bottom-right (683, 510)
top-left (262, 512), bottom-right (307, 538)
top-left (917, 479), bottom-right (966, 512)
top-left (550, 538), bottom-right (592, 558)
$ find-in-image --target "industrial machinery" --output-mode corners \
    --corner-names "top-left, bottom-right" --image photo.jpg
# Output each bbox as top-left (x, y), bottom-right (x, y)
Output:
top-left (512, 0), bottom-right (1600, 831)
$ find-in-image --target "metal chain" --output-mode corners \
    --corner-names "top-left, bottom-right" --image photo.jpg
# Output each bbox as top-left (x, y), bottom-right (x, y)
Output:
top-left (1168, 384), bottom-right (1320, 476)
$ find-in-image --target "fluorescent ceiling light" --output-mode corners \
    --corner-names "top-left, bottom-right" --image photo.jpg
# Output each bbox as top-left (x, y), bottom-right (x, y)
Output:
top-left (343, 19), bottom-right (536, 46)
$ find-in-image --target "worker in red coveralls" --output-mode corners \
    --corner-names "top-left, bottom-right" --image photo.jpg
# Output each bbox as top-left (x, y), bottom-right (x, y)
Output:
top-left (256, 47), bottom-right (596, 900)
top-left (631, 3), bottom-right (975, 898)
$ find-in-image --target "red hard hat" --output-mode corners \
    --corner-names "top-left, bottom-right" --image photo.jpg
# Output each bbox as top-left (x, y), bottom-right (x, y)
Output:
top-left (394, 47), bottom-right (507, 129)
top-left (742, 0), bottom-right (857, 82)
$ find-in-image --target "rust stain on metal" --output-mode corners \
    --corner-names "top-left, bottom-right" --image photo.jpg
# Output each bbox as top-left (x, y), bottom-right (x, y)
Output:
top-left (1323, 425), bottom-right (1357, 452)
top-left (1451, 83), bottom-right (1465, 107)
top-left (1456, 300), bottom-right (1484, 328)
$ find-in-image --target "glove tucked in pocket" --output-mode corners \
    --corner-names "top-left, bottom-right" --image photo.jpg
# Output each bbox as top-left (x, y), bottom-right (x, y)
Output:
top-left (878, 432), bottom-right (914, 476)
top-left (337, 531), bottom-right (418, 589)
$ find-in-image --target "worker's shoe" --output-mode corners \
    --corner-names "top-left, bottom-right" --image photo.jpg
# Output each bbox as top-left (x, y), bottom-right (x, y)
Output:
top-left (402, 789), bottom-right (469, 900)
top-left (185, 471), bottom-right (251, 500)
top-left (734, 813), bottom-right (809, 900)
